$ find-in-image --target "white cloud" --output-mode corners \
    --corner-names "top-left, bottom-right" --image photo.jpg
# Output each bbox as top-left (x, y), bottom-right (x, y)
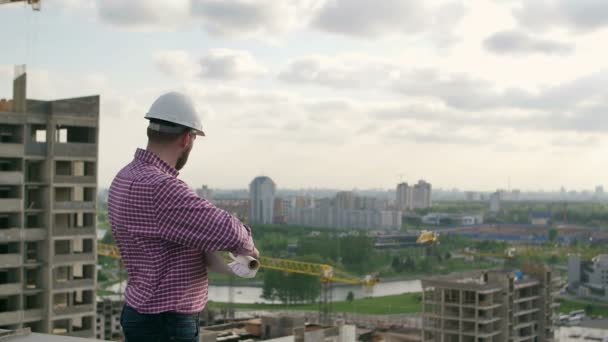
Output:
top-left (278, 55), bottom-right (397, 88)
top-left (313, 0), bottom-right (466, 42)
top-left (190, 0), bottom-right (324, 39)
top-left (155, 50), bottom-right (201, 79)
top-left (483, 30), bottom-right (574, 55)
top-left (313, 0), bottom-right (427, 37)
top-left (199, 49), bottom-right (267, 80)
top-left (59, 0), bottom-right (466, 42)
top-left (278, 53), bottom-right (608, 122)
top-left (96, 0), bottom-right (191, 30)
top-left (155, 49), bottom-right (266, 80)
top-left (512, 0), bottom-right (608, 33)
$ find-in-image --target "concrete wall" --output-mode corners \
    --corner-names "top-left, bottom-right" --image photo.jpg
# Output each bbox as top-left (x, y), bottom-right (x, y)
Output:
top-left (568, 255), bottom-right (581, 288)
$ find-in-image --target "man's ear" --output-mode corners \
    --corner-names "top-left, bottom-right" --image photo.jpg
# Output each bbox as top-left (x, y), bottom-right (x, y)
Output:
top-left (178, 131), bottom-right (190, 148)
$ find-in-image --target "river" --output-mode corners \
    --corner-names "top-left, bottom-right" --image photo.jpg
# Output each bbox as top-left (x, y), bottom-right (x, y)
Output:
top-left (207, 279), bottom-right (422, 304)
top-left (108, 279), bottom-right (422, 303)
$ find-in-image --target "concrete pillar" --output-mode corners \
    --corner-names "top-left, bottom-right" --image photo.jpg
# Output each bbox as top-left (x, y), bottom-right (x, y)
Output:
top-left (13, 66), bottom-right (26, 113)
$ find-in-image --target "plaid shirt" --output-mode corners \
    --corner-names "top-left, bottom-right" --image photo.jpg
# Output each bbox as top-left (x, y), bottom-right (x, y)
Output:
top-left (108, 148), bottom-right (255, 314)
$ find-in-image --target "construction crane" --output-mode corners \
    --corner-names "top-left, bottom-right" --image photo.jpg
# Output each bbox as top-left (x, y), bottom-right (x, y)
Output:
top-left (416, 230), bottom-right (439, 244)
top-left (97, 243), bottom-right (379, 325)
top-left (416, 230), bottom-right (440, 256)
top-left (0, 0), bottom-right (40, 10)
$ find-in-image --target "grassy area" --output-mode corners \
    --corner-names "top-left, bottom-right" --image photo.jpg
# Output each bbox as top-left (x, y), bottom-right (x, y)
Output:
top-left (209, 294), bottom-right (608, 317)
top-left (207, 293), bottom-right (422, 315)
top-left (96, 289), bottom-right (118, 296)
top-left (558, 299), bottom-right (608, 317)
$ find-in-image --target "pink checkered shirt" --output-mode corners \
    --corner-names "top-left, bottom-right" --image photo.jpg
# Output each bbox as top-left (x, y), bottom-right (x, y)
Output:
top-left (108, 148), bottom-right (255, 314)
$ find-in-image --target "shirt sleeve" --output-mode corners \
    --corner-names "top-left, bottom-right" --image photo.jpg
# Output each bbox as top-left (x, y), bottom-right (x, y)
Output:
top-left (153, 177), bottom-right (255, 254)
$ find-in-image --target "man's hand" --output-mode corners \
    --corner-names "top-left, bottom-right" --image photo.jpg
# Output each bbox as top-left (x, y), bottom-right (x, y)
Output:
top-left (249, 247), bottom-right (260, 259)
top-left (235, 246), bottom-right (259, 259)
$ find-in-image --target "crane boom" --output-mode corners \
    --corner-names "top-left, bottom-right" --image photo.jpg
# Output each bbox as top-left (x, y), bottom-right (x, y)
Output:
top-left (0, 0), bottom-right (40, 10)
top-left (97, 243), bottom-right (379, 287)
top-left (97, 242), bottom-right (378, 324)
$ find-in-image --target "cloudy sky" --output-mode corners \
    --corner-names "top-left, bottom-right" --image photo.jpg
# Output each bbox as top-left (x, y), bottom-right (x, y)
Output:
top-left (1, 0), bottom-right (608, 191)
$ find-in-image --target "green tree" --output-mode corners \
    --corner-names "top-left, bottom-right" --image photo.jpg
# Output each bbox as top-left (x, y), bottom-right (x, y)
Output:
top-left (404, 256), bottom-right (416, 271)
top-left (391, 256), bottom-right (402, 272)
top-left (261, 255), bottom-right (323, 304)
top-left (549, 229), bottom-right (559, 242)
top-left (101, 229), bottom-right (115, 245)
top-left (346, 291), bottom-right (354, 303)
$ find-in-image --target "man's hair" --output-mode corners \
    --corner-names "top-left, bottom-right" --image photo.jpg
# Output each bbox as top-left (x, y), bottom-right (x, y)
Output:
top-left (146, 119), bottom-right (189, 144)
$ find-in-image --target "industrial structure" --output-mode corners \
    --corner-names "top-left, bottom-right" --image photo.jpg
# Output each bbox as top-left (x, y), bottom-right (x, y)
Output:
top-left (0, 67), bottom-right (99, 337)
top-left (421, 266), bottom-right (560, 341)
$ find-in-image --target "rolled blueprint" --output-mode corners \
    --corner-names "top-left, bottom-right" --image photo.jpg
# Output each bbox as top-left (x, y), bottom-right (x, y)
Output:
top-left (205, 252), bottom-right (260, 278)
top-left (228, 254), bottom-right (260, 278)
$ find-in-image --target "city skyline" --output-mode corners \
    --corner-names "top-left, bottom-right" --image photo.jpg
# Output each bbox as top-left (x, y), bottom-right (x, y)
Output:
top-left (2, 1), bottom-right (608, 190)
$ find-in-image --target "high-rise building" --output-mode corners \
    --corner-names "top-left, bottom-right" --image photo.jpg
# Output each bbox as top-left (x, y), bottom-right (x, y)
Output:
top-left (287, 192), bottom-right (401, 231)
top-left (0, 67), bottom-right (99, 337)
top-left (465, 191), bottom-right (477, 202)
top-left (511, 189), bottom-right (521, 201)
top-left (595, 186), bottom-right (604, 199)
top-left (273, 198), bottom-right (288, 224)
top-left (422, 266), bottom-right (560, 342)
top-left (412, 180), bottom-right (432, 209)
top-left (334, 191), bottom-right (356, 210)
top-left (249, 176), bottom-right (276, 224)
top-left (293, 196), bottom-right (312, 209)
top-left (395, 183), bottom-right (411, 211)
top-left (489, 191), bottom-right (501, 213)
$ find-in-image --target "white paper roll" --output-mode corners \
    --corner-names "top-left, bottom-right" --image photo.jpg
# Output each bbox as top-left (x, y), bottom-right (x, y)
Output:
top-left (205, 252), bottom-right (260, 279)
top-left (228, 253), bottom-right (260, 278)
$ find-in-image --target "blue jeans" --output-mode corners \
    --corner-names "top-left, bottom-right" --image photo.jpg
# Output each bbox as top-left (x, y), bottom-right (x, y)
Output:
top-left (120, 304), bottom-right (200, 342)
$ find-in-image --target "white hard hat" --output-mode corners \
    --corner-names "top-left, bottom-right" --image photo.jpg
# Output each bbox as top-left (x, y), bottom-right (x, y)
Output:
top-left (145, 92), bottom-right (205, 136)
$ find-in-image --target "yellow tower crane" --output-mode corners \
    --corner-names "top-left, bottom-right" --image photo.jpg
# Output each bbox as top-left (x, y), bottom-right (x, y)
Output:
top-left (416, 230), bottom-right (439, 244)
top-left (97, 243), bottom-right (379, 325)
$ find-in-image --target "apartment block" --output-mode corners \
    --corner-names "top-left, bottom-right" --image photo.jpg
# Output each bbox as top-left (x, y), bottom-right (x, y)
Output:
top-left (396, 180), bottom-right (432, 211)
top-left (422, 266), bottom-right (560, 342)
top-left (0, 66), bottom-right (98, 338)
top-left (568, 254), bottom-right (608, 301)
top-left (95, 298), bottom-right (123, 341)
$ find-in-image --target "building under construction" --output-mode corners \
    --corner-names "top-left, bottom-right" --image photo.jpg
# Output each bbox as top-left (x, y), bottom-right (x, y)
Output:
top-left (0, 67), bottom-right (99, 337)
top-left (421, 266), bottom-right (560, 342)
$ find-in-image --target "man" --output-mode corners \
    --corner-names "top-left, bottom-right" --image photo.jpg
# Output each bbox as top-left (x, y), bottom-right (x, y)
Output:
top-left (108, 92), bottom-right (258, 342)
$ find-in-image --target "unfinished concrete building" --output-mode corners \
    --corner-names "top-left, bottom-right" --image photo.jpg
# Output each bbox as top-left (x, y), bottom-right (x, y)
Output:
top-left (422, 266), bottom-right (560, 342)
top-left (95, 298), bottom-right (123, 341)
top-left (0, 66), bottom-right (98, 338)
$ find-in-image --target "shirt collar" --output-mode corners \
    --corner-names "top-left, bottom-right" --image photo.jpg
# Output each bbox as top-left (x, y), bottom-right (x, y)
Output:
top-left (134, 148), bottom-right (179, 177)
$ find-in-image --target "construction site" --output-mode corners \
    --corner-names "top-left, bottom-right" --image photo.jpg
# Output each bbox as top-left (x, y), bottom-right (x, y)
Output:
top-left (0, 62), bottom-right (99, 339)
top-left (421, 266), bottom-right (560, 342)
top-left (3, 0), bottom-right (608, 341)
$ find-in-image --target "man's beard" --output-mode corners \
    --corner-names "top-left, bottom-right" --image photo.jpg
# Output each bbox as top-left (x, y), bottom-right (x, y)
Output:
top-left (175, 143), bottom-right (193, 171)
